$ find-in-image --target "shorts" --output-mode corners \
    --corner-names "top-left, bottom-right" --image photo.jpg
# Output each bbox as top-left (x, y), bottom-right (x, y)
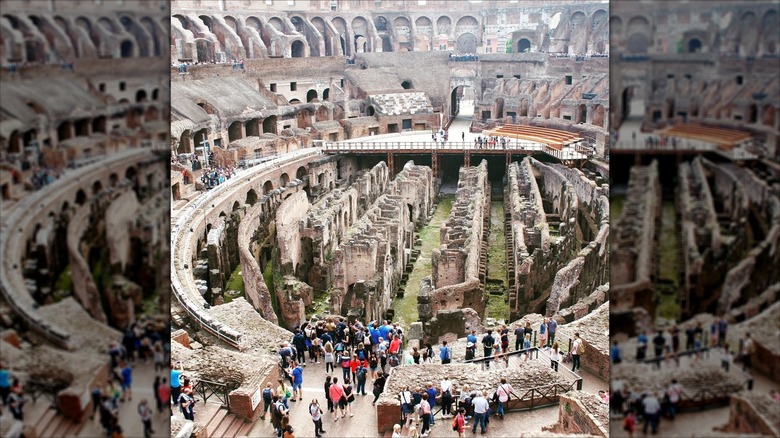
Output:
top-left (338, 397), bottom-right (348, 409)
top-left (292, 382), bottom-right (302, 391)
top-left (121, 382), bottom-right (132, 391)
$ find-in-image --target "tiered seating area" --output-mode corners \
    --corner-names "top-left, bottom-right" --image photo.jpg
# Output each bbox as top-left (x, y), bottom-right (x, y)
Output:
top-left (369, 91), bottom-right (433, 115)
top-left (485, 124), bottom-right (584, 150)
top-left (658, 123), bottom-right (753, 150)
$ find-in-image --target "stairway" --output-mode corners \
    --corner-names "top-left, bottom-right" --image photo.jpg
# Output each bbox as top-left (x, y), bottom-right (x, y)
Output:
top-left (201, 406), bottom-right (254, 438)
top-left (23, 404), bottom-right (85, 438)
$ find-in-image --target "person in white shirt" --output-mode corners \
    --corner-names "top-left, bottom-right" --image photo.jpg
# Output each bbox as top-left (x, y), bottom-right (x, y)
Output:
top-left (550, 342), bottom-right (561, 372)
top-left (666, 379), bottom-right (683, 419)
top-left (641, 392), bottom-right (661, 435)
top-left (391, 423), bottom-right (402, 438)
top-left (440, 377), bottom-right (453, 418)
top-left (399, 386), bottom-right (413, 427)
top-left (571, 333), bottom-right (583, 372)
top-left (721, 344), bottom-right (733, 372)
top-left (471, 391), bottom-right (490, 434)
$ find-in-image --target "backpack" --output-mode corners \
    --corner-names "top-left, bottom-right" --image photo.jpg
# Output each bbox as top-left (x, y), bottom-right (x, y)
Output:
top-left (578, 341), bottom-right (586, 354)
top-left (357, 366), bottom-right (367, 380)
top-left (388, 354), bottom-right (400, 367)
top-left (263, 388), bottom-right (272, 402)
top-left (483, 335), bottom-right (494, 348)
top-left (452, 416), bottom-right (460, 431)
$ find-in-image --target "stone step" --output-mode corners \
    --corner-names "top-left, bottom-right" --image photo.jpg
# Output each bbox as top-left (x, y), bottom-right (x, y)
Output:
top-left (205, 407), bottom-right (229, 433)
top-left (212, 412), bottom-right (238, 437)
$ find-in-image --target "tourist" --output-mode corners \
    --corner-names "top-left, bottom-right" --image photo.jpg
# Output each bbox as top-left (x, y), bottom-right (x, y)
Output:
top-left (346, 353), bottom-right (360, 383)
top-left (670, 325), bottom-right (681, 366)
top-left (514, 324), bottom-right (524, 351)
top-left (495, 377), bottom-right (514, 419)
top-left (471, 390), bottom-right (489, 434)
top-left (523, 333), bottom-right (532, 361)
top-left (611, 340), bottom-right (622, 364)
top-left (458, 385), bottom-right (472, 419)
top-left (692, 332), bottom-right (703, 364)
top-left (718, 318), bottom-right (728, 349)
top-left (465, 341), bottom-right (476, 361)
top-left (282, 424), bottom-right (295, 438)
top-left (272, 395), bottom-right (289, 438)
top-left (277, 378), bottom-right (291, 408)
top-left (411, 346), bottom-right (421, 364)
top-left (500, 324), bottom-right (510, 353)
top-left (439, 340), bottom-right (452, 364)
top-left (642, 391), bottom-right (661, 435)
top-left (292, 361), bottom-right (304, 402)
top-left (0, 361), bottom-right (10, 406)
top-left (550, 342), bottom-right (561, 371)
top-left (153, 343), bottom-right (165, 374)
top-left (323, 341), bottom-right (335, 373)
top-left (636, 330), bottom-right (648, 361)
top-left (571, 332), bottom-right (583, 372)
top-left (523, 322), bottom-right (533, 347)
top-left (392, 423), bottom-right (403, 438)
top-left (137, 399), bottom-right (154, 437)
top-left (90, 384), bottom-right (103, 419)
top-left (378, 337), bottom-right (389, 372)
top-left (329, 376), bottom-right (346, 420)
top-left (482, 330), bottom-right (495, 368)
top-left (419, 392), bottom-right (432, 437)
top-left (170, 362), bottom-right (183, 406)
top-left (155, 377), bottom-right (171, 413)
top-left (369, 353), bottom-right (380, 379)
top-left (742, 333), bottom-right (755, 372)
top-left (709, 319), bottom-right (719, 348)
top-left (539, 318), bottom-right (548, 348)
top-left (119, 361), bottom-right (133, 402)
top-left (623, 409), bottom-right (636, 437)
top-left (356, 360), bottom-right (368, 395)
top-left (407, 425), bottom-right (419, 438)
top-left (389, 334), bottom-right (402, 358)
top-left (453, 408), bottom-right (467, 437)
top-left (721, 343), bottom-right (733, 372)
top-left (371, 371), bottom-right (386, 405)
top-left (425, 382), bottom-right (438, 425)
top-left (7, 385), bottom-right (24, 421)
top-left (260, 383), bottom-right (274, 420)
top-left (343, 377), bottom-right (355, 417)
top-left (684, 324), bottom-right (696, 351)
top-left (547, 317), bottom-right (558, 347)
top-left (440, 376), bottom-right (453, 418)
top-left (309, 399), bottom-right (326, 438)
top-left (323, 376), bottom-right (333, 414)
top-left (652, 330), bottom-right (665, 366)
top-left (598, 390), bottom-right (609, 403)
top-left (293, 329), bottom-right (308, 365)
top-left (666, 379), bottom-right (683, 419)
top-left (178, 387), bottom-right (195, 421)
top-left (400, 385), bottom-right (414, 426)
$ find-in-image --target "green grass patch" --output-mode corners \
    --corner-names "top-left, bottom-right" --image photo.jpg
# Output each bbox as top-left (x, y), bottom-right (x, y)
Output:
top-left (223, 264), bottom-right (245, 304)
top-left (658, 202), bottom-right (679, 286)
top-left (611, 194), bottom-right (626, 222)
top-left (54, 265), bottom-right (73, 295)
top-left (656, 290), bottom-right (681, 321)
top-left (307, 288), bottom-right (332, 319)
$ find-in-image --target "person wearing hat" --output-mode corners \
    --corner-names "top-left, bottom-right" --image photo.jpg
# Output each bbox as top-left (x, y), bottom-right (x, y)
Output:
top-left (465, 341), bottom-right (476, 361)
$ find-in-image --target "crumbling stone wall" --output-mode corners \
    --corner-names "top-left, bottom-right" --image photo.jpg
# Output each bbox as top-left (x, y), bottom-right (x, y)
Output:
top-left (555, 301), bottom-right (610, 381)
top-left (300, 161), bottom-right (389, 292)
top-left (610, 160), bottom-right (661, 337)
top-left (731, 301), bottom-right (780, 383)
top-left (718, 392), bottom-right (780, 437)
top-left (545, 391), bottom-right (608, 437)
top-left (331, 162), bottom-right (433, 322)
top-left (420, 161), bottom-right (489, 339)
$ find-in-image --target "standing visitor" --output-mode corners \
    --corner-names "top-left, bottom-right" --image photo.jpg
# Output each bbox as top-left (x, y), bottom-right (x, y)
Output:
top-left (718, 318), bottom-right (728, 349)
top-left (425, 383), bottom-right (438, 425)
top-left (547, 318), bottom-right (558, 347)
top-left (571, 333), bottom-right (584, 372)
top-left (742, 333), bottom-right (755, 371)
top-left (356, 360), bottom-right (368, 395)
top-left (440, 340), bottom-right (452, 364)
top-left (500, 325), bottom-right (510, 353)
top-left (372, 371), bottom-right (386, 406)
top-left (471, 390), bottom-right (489, 434)
top-left (400, 386), bottom-right (414, 427)
top-left (453, 408), bottom-right (467, 437)
top-left (343, 377), bottom-right (355, 417)
top-left (611, 340), bottom-right (622, 364)
top-left (652, 330), bottom-right (666, 365)
top-left (465, 342), bottom-right (476, 361)
top-left (291, 361), bottom-right (304, 402)
top-left (328, 377), bottom-right (345, 421)
top-left (178, 387), bottom-right (195, 421)
top-left (666, 379), bottom-right (683, 419)
top-left (721, 344), bottom-right (733, 372)
top-left (277, 378), bottom-right (291, 408)
top-left (170, 362), bottom-right (183, 406)
top-left (642, 391), bottom-right (661, 435)
top-left (0, 362), bottom-right (10, 405)
top-left (120, 362), bottom-right (133, 402)
top-left (309, 399), bottom-right (326, 438)
top-left (539, 318), bottom-right (548, 348)
top-left (495, 378), bottom-right (514, 419)
top-left (157, 378), bottom-right (170, 414)
top-left (419, 393), bottom-right (432, 437)
top-left (514, 324), bottom-right (524, 351)
top-left (482, 330), bottom-right (495, 368)
top-left (260, 383), bottom-right (274, 420)
top-left (550, 342), bottom-right (561, 371)
top-left (323, 341), bottom-right (335, 374)
top-left (623, 409), bottom-right (636, 437)
top-left (323, 376), bottom-right (333, 414)
top-left (440, 376), bottom-right (453, 418)
top-left (637, 330), bottom-right (648, 361)
top-left (137, 399), bottom-right (154, 438)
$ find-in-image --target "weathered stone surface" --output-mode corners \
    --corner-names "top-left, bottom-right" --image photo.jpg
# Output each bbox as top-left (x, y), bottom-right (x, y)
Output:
top-left (717, 392), bottom-right (780, 437)
top-left (545, 390), bottom-right (608, 437)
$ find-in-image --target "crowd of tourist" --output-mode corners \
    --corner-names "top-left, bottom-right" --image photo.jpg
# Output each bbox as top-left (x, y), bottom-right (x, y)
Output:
top-left (448, 53), bottom-right (479, 62)
top-left (201, 165), bottom-right (237, 189)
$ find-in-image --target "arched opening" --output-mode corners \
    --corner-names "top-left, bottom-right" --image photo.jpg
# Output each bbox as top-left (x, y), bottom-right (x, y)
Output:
top-left (296, 166), bottom-right (307, 181)
top-left (401, 80), bottom-right (413, 90)
top-left (92, 180), bottom-right (102, 195)
top-left (291, 40), bottom-right (305, 58)
top-left (323, 88), bottom-right (330, 101)
top-left (57, 121), bottom-right (72, 142)
top-left (120, 40), bottom-right (134, 58)
top-left (6, 130), bottom-right (21, 154)
top-left (228, 121), bottom-right (243, 142)
top-left (518, 38), bottom-right (531, 53)
top-left (592, 104), bottom-right (605, 128)
top-left (687, 38), bottom-right (702, 53)
top-left (193, 129), bottom-right (208, 151)
top-left (381, 35), bottom-right (393, 52)
top-left (666, 98), bottom-right (675, 119)
top-left (246, 189), bottom-right (257, 206)
top-left (520, 98), bottom-right (529, 117)
top-left (178, 130), bottom-right (192, 154)
top-left (627, 33), bottom-right (649, 54)
top-left (763, 105), bottom-right (776, 127)
top-left (367, 105), bottom-right (375, 116)
top-left (749, 104), bottom-right (758, 124)
top-left (75, 119), bottom-right (90, 137)
top-left (456, 32), bottom-right (477, 53)
top-left (307, 89), bottom-right (318, 102)
top-left (263, 180), bottom-right (273, 195)
top-left (578, 104), bottom-right (587, 124)
top-left (136, 90), bottom-right (147, 102)
top-left (263, 116), bottom-right (277, 134)
top-left (110, 173), bottom-right (118, 186)
top-left (280, 173), bottom-right (290, 187)
top-left (245, 118), bottom-right (260, 137)
top-left (75, 189), bottom-right (87, 205)
top-left (92, 116), bottom-right (107, 134)
top-left (289, 99), bottom-right (301, 104)
top-left (495, 98), bottom-right (504, 119)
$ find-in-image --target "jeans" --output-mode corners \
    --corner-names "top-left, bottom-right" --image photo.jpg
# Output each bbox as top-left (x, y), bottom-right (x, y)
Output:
top-left (571, 354), bottom-right (580, 371)
top-left (472, 412), bottom-right (487, 432)
top-left (643, 412), bottom-right (659, 434)
top-left (551, 359), bottom-right (559, 371)
top-left (313, 418), bottom-right (324, 437)
top-left (421, 413), bottom-right (431, 435)
top-left (342, 367), bottom-right (350, 382)
top-left (429, 408), bottom-right (435, 424)
top-left (547, 332), bottom-right (556, 347)
top-left (497, 401), bottom-right (505, 417)
top-left (325, 361), bottom-right (334, 373)
top-left (357, 379), bottom-right (366, 395)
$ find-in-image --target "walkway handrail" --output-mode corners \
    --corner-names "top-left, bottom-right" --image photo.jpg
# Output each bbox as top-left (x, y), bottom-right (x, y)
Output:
top-left (170, 148), bottom-right (322, 350)
top-left (193, 378), bottom-right (237, 410)
top-left (636, 346), bottom-right (710, 364)
top-left (0, 148), bottom-right (150, 349)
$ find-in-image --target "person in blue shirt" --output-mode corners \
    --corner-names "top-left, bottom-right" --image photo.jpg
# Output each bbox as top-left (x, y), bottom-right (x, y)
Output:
top-left (0, 361), bottom-right (11, 405)
top-left (171, 362), bottom-right (183, 406)
top-left (546, 318), bottom-right (558, 347)
top-left (291, 362), bottom-right (304, 402)
top-left (636, 331), bottom-right (648, 361)
top-left (611, 340), bottom-right (622, 364)
top-left (425, 383), bottom-right (438, 425)
top-left (378, 321), bottom-right (390, 343)
top-left (467, 330), bottom-right (478, 346)
top-left (120, 362), bottom-right (133, 402)
top-left (369, 324), bottom-right (381, 346)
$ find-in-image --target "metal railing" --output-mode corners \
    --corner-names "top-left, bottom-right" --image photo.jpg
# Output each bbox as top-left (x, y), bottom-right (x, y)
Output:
top-left (322, 141), bottom-right (592, 160)
top-left (24, 379), bottom-right (62, 411)
top-left (193, 379), bottom-right (237, 410)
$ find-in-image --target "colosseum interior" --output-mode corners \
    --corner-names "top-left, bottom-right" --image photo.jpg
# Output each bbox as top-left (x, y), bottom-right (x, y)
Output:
top-left (0, 1), bottom-right (171, 437)
top-left (169, 1), bottom-right (610, 436)
top-left (609, 1), bottom-right (780, 436)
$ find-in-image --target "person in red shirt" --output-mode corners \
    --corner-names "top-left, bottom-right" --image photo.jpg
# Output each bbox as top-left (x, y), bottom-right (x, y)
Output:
top-left (328, 377), bottom-right (346, 421)
top-left (453, 408), bottom-right (467, 437)
top-left (157, 378), bottom-right (171, 414)
top-left (389, 334), bottom-right (402, 356)
top-left (349, 354), bottom-right (361, 383)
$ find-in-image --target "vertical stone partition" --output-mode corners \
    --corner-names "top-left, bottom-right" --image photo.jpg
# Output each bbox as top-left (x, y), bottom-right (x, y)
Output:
top-left (419, 160), bottom-right (490, 342)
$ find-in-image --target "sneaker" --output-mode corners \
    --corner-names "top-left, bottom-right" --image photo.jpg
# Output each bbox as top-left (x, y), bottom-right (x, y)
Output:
top-left (350, 413), bottom-right (354, 417)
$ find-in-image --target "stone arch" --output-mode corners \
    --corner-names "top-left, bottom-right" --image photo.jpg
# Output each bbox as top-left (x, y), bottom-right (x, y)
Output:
top-left (393, 16), bottom-right (411, 45)
top-left (291, 40), bottom-right (305, 58)
top-left (762, 105), bottom-right (776, 127)
top-left (687, 37), bottom-right (702, 53)
top-left (178, 129), bottom-right (192, 154)
top-left (290, 99), bottom-right (301, 104)
top-left (246, 189), bottom-right (257, 206)
top-left (331, 16), bottom-right (349, 56)
top-left (578, 104), bottom-right (587, 123)
top-left (416, 16), bottom-right (433, 28)
top-left (75, 119), bottom-right (90, 136)
top-left (110, 173), bottom-right (119, 186)
top-left (262, 180), bottom-right (273, 195)
top-left (228, 121), bottom-right (243, 142)
top-left (280, 173), bottom-right (290, 187)
top-left (311, 16), bottom-right (334, 56)
top-left (136, 89), bottom-right (147, 103)
top-left (401, 80), bottom-right (413, 90)
top-left (296, 166), bottom-right (307, 181)
top-left (367, 105), bottom-right (375, 116)
top-left (120, 40), bottom-right (134, 58)
top-left (627, 33), bottom-right (650, 54)
top-left (57, 121), bottom-right (73, 142)
top-left (307, 89), bottom-right (318, 102)
top-left (351, 16), bottom-right (369, 53)
top-left (232, 200), bottom-right (241, 212)
top-left (748, 104), bottom-right (758, 124)
top-left (75, 189), bottom-right (87, 205)
top-left (92, 180), bottom-right (102, 195)
top-left (456, 32), bottom-right (477, 53)
top-left (436, 15), bottom-right (451, 35)
top-left (592, 104), bottom-right (605, 127)
top-left (374, 16), bottom-right (388, 31)
top-left (610, 16), bottom-right (622, 36)
top-left (518, 38), bottom-right (531, 53)
top-left (193, 129), bottom-right (208, 150)
top-left (263, 116), bottom-right (277, 134)
top-left (245, 118), bottom-right (260, 137)
top-left (627, 16), bottom-right (650, 35)
top-left (520, 98), bottom-right (529, 117)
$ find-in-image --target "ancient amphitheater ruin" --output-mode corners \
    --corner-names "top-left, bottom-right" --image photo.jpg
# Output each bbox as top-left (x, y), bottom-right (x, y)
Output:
top-left (0, 0), bottom-right (171, 437)
top-left (169, 1), bottom-right (610, 436)
top-left (610, 1), bottom-right (780, 436)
